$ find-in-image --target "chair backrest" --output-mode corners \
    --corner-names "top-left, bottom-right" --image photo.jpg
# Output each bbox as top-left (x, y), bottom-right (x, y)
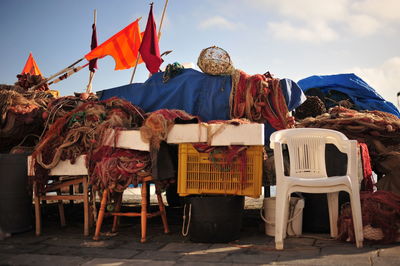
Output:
top-left (270, 128), bottom-right (357, 179)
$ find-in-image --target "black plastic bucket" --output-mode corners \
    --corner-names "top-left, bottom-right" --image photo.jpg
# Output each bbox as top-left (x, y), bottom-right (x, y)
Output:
top-left (0, 153), bottom-right (33, 233)
top-left (184, 195), bottom-right (244, 243)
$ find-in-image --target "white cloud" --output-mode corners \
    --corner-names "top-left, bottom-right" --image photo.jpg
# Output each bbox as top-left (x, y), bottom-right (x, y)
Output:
top-left (267, 21), bottom-right (338, 43)
top-left (348, 57), bottom-right (400, 106)
top-left (198, 16), bottom-right (238, 31)
top-left (246, 0), bottom-right (399, 42)
top-left (347, 14), bottom-right (381, 36)
top-left (351, 0), bottom-right (400, 21)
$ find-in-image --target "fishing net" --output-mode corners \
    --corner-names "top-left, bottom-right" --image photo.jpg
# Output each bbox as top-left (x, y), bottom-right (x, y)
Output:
top-left (230, 70), bottom-right (294, 129)
top-left (31, 97), bottom-right (146, 192)
top-left (0, 84), bottom-right (53, 153)
top-left (337, 190), bottom-right (400, 244)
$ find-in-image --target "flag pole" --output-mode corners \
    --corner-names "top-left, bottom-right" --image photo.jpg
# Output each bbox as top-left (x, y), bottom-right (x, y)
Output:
top-left (86, 9), bottom-right (97, 93)
top-left (157, 0), bottom-right (168, 40)
top-left (30, 57), bottom-right (85, 90)
top-left (129, 1), bottom-right (168, 84)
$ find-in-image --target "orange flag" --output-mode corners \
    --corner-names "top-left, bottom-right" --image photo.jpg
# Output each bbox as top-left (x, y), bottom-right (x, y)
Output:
top-left (21, 52), bottom-right (42, 76)
top-left (85, 19), bottom-right (143, 70)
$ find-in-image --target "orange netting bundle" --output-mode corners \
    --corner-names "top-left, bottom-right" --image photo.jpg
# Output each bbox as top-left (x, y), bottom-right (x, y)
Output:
top-left (230, 70), bottom-right (294, 129)
top-left (337, 190), bottom-right (400, 244)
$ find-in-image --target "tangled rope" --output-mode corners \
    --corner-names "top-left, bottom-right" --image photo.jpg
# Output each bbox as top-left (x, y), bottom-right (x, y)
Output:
top-left (140, 109), bottom-right (199, 150)
top-left (229, 70), bottom-right (294, 129)
top-left (337, 190), bottom-right (400, 244)
top-left (31, 97), bottom-right (146, 192)
top-left (89, 146), bottom-right (151, 193)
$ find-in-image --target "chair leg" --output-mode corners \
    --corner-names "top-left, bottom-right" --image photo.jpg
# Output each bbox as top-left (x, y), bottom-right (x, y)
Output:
top-left (327, 192), bottom-right (339, 238)
top-left (33, 182), bottom-right (41, 236)
top-left (56, 189), bottom-right (66, 227)
top-left (83, 177), bottom-right (89, 236)
top-left (275, 189), bottom-right (289, 250)
top-left (93, 189), bottom-right (109, 241)
top-left (111, 192), bottom-right (123, 233)
top-left (156, 189), bottom-right (169, 234)
top-left (350, 189), bottom-right (364, 248)
top-left (140, 182), bottom-right (148, 243)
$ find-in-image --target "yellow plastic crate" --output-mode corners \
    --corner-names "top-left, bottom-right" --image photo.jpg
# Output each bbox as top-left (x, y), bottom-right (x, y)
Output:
top-left (177, 144), bottom-right (263, 198)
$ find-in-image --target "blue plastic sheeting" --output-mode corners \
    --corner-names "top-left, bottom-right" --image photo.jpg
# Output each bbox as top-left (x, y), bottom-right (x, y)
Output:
top-left (298, 73), bottom-right (400, 117)
top-left (99, 68), bottom-right (306, 142)
top-left (100, 69), bottom-right (232, 121)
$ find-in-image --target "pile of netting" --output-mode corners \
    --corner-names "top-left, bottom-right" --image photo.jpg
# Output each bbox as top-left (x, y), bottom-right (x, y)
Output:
top-left (140, 109), bottom-right (199, 149)
top-left (31, 97), bottom-right (147, 192)
top-left (15, 73), bottom-right (49, 91)
top-left (337, 190), bottom-right (400, 244)
top-left (0, 84), bottom-right (54, 153)
top-left (230, 70), bottom-right (294, 130)
top-left (296, 106), bottom-right (400, 195)
top-left (89, 146), bottom-right (151, 193)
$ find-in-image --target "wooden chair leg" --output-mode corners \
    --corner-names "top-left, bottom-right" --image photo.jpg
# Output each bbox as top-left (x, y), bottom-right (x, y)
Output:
top-left (33, 182), bottom-right (41, 236)
top-left (111, 192), bottom-right (123, 233)
top-left (83, 177), bottom-right (89, 236)
top-left (140, 182), bottom-right (148, 243)
top-left (56, 189), bottom-right (66, 227)
top-left (69, 184), bottom-right (74, 206)
top-left (156, 191), bottom-right (169, 234)
top-left (93, 189), bottom-right (109, 240)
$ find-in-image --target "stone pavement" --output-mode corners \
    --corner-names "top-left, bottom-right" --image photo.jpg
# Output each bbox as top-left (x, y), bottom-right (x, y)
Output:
top-left (1, 190), bottom-right (399, 266)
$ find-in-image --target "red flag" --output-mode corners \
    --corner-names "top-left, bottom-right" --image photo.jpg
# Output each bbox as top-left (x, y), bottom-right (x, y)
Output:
top-left (89, 23), bottom-right (98, 72)
top-left (21, 53), bottom-right (42, 76)
top-left (85, 19), bottom-right (142, 70)
top-left (139, 3), bottom-right (162, 74)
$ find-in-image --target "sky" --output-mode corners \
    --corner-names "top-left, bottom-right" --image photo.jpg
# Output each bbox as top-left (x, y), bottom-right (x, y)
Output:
top-left (1, 0), bottom-right (399, 108)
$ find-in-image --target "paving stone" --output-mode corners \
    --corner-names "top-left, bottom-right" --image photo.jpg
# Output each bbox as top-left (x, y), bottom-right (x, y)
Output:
top-left (159, 242), bottom-right (211, 252)
top-left (118, 241), bottom-right (165, 251)
top-left (176, 262), bottom-right (234, 266)
top-left (43, 237), bottom-right (117, 248)
top-left (378, 246), bottom-right (400, 257)
top-left (179, 252), bottom-right (228, 263)
top-left (36, 245), bottom-right (139, 259)
top-left (282, 236), bottom-right (316, 247)
top-left (276, 246), bottom-right (321, 260)
top-left (372, 256), bottom-right (400, 265)
top-left (1, 234), bottom-right (50, 245)
top-left (5, 253), bottom-right (89, 266)
top-left (276, 253), bottom-right (376, 265)
top-left (320, 245), bottom-right (377, 256)
top-left (0, 243), bottom-right (46, 254)
top-left (0, 252), bottom-right (14, 264)
top-left (134, 250), bottom-right (182, 260)
top-left (222, 252), bottom-right (279, 264)
top-left (82, 258), bottom-right (176, 265)
top-left (206, 243), bottom-right (247, 254)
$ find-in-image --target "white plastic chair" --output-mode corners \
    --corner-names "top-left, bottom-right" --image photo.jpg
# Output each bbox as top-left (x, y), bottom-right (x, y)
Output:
top-left (270, 128), bottom-right (363, 250)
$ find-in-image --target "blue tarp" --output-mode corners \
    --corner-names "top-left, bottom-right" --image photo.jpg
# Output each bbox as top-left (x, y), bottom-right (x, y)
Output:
top-left (99, 68), bottom-right (306, 142)
top-left (298, 73), bottom-right (400, 117)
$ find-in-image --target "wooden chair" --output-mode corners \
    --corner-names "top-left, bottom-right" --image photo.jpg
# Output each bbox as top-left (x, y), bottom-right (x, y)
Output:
top-left (30, 155), bottom-right (92, 236)
top-left (93, 176), bottom-right (169, 243)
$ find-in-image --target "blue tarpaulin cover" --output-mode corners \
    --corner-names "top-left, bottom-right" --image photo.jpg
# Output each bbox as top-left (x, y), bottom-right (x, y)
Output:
top-left (98, 68), bottom-right (305, 141)
top-left (298, 73), bottom-right (400, 117)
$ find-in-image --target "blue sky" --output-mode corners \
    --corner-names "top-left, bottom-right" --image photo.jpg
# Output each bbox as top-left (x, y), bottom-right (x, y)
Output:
top-left (1, 0), bottom-right (399, 107)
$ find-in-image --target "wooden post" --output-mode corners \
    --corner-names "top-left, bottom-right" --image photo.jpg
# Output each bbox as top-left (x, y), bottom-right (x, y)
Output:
top-left (86, 9), bottom-right (97, 93)
top-left (129, 0), bottom-right (169, 84)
